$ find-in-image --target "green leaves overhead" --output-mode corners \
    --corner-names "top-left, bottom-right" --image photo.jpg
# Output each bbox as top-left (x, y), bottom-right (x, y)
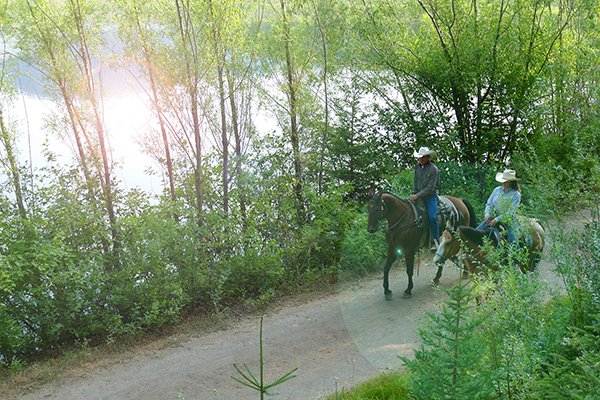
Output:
top-left (352, 0), bottom-right (594, 163)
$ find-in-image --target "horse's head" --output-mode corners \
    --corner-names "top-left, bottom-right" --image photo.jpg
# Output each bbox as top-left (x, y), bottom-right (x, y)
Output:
top-left (367, 190), bottom-right (387, 234)
top-left (433, 227), bottom-right (461, 263)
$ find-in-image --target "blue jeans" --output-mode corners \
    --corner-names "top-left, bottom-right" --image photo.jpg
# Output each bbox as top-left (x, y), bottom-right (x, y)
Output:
top-left (477, 221), bottom-right (517, 245)
top-left (423, 195), bottom-right (439, 241)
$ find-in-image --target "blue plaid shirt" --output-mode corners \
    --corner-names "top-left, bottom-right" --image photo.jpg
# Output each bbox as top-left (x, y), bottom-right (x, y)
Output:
top-left (485, 186), bottom-right (521, 228)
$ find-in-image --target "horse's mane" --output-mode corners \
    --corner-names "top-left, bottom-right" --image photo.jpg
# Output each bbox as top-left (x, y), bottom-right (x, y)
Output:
top-left (377, 191), bottom-right (410, 204)
top-left (458, 226), bottom-right (500, 247)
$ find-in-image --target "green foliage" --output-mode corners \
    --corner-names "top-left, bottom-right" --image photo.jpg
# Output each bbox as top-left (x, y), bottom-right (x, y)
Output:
top-left (221, 229), bottom-right (285, 303)
top-left (401, 281), bottom-right (492, 400)
top-left (436, 162), bottom-right (497, 218)
top-left (0, 145), bottom-right (363, 365)
top-left (530, 318), bottom-right (600, 399)
top-left (1, 0), bottom-right (600, 392)
top-left (510, 153), bottom-right (600, 220)
top-left (548, 218), bottom-right (600, 326)
top-left (385, 169), bottom-right (413, 199)
top-left (326, 370), bottom-right (411, 400)
top-left (475, 266), bottom-right (569, 398)
top-left (354, 0), bottom-right (586, 164)
top-left (337, 212), bottom-right (387, 278)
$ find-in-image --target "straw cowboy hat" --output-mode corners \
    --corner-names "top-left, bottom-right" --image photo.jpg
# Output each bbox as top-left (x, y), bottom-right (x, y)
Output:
top-left (413, 146), bottom-right (437, 158)
top-left (495, 169), bottom-right (521, 182)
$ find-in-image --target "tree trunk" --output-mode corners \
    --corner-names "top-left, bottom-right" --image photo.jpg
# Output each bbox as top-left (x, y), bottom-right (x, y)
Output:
top-left (70, 0), bottom-right (121, 268)
top-left (131, 1), bottom-right (178, 220)
top-left (280, 0), bottom-right (304, 220)
top-left (208, 0), bottom-right (229, 216)
top-left (176, 0), bottom-right (204, 227)
top-left (226, 67), bottom-right (248, 231)
top-left (0, 109), bottom-right (26, 220)
top-left (313, 0), bottom-right (329, 196)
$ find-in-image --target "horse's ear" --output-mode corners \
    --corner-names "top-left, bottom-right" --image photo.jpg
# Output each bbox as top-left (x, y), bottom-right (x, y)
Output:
top-left (369, 189), bottom-right (374, 198)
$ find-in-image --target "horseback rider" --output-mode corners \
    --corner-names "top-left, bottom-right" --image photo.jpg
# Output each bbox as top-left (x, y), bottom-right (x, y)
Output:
top-left (409, 146), bottom-right (440, 251)
top-left (477, 169), bottom-right (521, 245)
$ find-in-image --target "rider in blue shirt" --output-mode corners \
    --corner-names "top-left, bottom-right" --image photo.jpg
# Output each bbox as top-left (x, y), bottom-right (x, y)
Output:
top-left (477, 169), bottom-right (521, 245)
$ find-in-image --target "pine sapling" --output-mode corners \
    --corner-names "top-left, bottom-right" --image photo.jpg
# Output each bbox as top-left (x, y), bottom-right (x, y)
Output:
top-left (231, 317), bottom-right (297, 399)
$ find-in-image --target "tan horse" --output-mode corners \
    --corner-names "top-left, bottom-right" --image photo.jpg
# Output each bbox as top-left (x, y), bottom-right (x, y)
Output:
top-left (433, 217), bottom-right (545, 275)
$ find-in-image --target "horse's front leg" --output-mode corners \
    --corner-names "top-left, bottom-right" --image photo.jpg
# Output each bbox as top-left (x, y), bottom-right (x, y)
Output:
top-left (402, 250), bottom-right (415, 299)
top-left (383, 246), bottom-right (397, 301)
top-left (433, 262), bottom-right (444, 286)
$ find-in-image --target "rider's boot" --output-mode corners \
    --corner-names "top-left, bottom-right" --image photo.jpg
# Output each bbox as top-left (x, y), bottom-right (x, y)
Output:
top-left (430, 238), bottom-right (439, 252)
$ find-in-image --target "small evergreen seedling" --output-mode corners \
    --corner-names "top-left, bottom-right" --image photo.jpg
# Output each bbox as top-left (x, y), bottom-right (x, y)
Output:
top-left (400, 278), bottom-right (493, 400)
top-left (231, 317), bottom-right (297, 399)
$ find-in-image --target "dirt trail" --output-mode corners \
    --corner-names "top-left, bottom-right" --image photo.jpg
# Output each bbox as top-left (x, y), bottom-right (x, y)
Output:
top-left (13, 245), bottom-right (566, 400)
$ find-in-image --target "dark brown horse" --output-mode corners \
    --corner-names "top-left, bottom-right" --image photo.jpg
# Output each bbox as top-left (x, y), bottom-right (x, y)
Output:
top-left (367, 190), bottom-right (477, 300)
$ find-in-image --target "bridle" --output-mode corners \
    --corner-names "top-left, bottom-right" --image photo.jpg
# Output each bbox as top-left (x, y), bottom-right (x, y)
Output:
top-left (436, 228), bottom-right (495, 268)
top-left (372, 193), bottom-right (420, 237)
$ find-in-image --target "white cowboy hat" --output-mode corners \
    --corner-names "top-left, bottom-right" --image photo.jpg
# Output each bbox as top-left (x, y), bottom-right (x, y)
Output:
top-left (413, 146), bottom-right (437, 158)
top-left (495, 169), bottom-right (521, 182)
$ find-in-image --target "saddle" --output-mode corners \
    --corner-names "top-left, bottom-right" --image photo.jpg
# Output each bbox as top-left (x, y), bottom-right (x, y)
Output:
top-left (494, 224), bottom-right (533, 248)
top-left (413, 196), bottom-right (459, 248)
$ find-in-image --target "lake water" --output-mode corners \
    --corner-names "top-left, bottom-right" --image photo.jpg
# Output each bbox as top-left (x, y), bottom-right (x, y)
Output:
top-left (7, 92), bottom-right (165, 196)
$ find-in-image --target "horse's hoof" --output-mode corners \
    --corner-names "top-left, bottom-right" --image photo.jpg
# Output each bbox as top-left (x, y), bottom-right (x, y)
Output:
top-left (401, 291), bottom-right (412, 299)
top-left (385, 292), bottom-right (393, 301)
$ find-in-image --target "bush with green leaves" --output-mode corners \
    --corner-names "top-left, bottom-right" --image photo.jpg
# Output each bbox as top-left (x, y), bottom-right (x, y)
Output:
top-left (0, 150), bottom-right (365, 367)
top-left (402, 226), bottom-right (572, 400)
top-left (548, 215), bottom-right (600, 326)
top-left (337, 212), bottom-right (388, 279)
top-left (473, 265), bottom-right (570, 398)
top-left (521, 211), bottom-right (600, 398)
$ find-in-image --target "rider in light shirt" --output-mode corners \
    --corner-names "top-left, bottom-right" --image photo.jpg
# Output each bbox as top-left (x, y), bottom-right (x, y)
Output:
top-left (478, 169), bottom-right (522, 245)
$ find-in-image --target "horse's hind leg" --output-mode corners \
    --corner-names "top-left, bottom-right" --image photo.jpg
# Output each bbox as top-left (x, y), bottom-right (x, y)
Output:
top-left (529, 252), bottom-right (541, 272)
top-left (402, 251), bottom-right (415, 299)
top-left (383, 246), bottom-right (397, 301)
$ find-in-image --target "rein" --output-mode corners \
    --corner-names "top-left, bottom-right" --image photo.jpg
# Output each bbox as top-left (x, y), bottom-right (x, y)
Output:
top-left (386, 205), bottom-right (413, 234)
top-left (379, 198), bottom-right (420, 238)
top-left (459, 235), bottom-right (494, 270)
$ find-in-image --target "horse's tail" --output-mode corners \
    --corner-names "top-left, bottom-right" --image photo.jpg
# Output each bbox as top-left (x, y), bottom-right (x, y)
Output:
top-left (531, 217), bottom-right (546, 252)
top-left (461, 197), bottom-right (478, 228)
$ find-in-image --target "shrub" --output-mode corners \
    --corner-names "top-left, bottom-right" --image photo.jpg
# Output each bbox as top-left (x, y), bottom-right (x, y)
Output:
top-left (530, 317), bottom-right (600, 399)
top-left (337, 213), bottom-right (387, 279)
top-left (548, 218), bottom-right (600, 326)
